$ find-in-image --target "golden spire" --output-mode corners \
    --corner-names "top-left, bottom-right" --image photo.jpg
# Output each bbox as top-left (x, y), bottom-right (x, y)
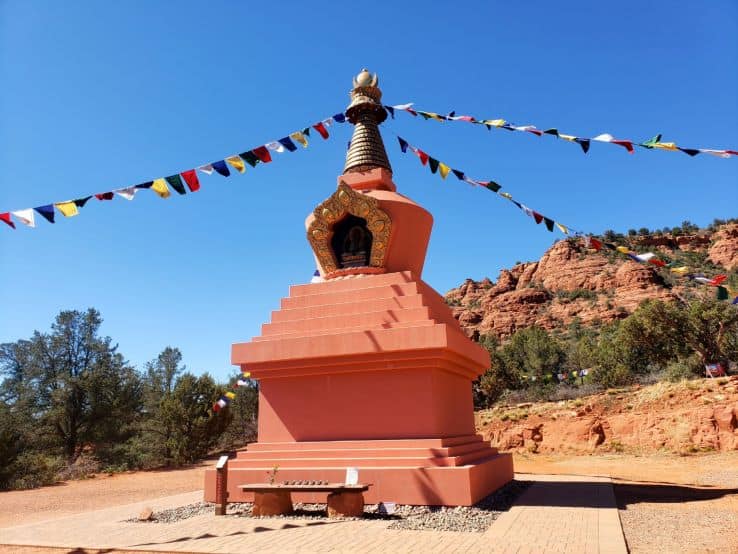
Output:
top-left (343, 69), bottom-right (392, 175)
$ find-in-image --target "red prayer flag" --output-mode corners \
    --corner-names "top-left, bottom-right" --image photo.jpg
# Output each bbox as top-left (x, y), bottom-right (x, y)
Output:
top-left (181, 169), bottom-right (200, 192)
top-left (95, 192), bottom-right (114, 201)
top-left (252, 146), bottom-right (272, 163)
top-left (649, 259), bottom-right (667, 267)
top-left (590, 237), bottom-right (603, 251)
top-left (313, 122), bottom-right (329, 139)
top-left (414, 149), bottom-right (429, 166)
top-left (533, 211), bottom-right (544, 224)
top-left (710, 275), bottom-right (727, 286)
top-left (612, 140), bottom-right (634, 153)
top-left (0, 212), bottom-right (15, 229)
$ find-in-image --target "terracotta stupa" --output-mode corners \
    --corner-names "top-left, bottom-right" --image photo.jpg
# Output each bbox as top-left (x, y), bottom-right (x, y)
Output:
top-left (204, 70), bottom-right (513, 506)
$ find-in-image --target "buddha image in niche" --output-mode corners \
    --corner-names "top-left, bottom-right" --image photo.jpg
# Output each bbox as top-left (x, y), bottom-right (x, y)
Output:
top-left (331, 215), bottom-right (373, 268)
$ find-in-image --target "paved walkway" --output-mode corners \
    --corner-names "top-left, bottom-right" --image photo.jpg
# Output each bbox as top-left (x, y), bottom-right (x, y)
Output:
top-left (0, 474), bottom-right (627, 553)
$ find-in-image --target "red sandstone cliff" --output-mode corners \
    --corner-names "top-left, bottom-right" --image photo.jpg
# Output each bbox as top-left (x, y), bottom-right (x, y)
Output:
top-left (446, 225), bottom-right (737, 339)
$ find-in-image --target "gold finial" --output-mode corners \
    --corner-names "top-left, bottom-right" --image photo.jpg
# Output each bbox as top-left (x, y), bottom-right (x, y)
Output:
top-left (343, 69), bottom-right (391, 174)
top-left (353, 69), bottom-right (378, 88)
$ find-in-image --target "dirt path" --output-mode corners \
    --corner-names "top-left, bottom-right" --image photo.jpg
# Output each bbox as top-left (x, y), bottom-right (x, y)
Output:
top-left (516, 452), bottom-right (738, 553)
top-left (2, 453), bottom-right (737, 552)
top-left (0, 463), bottom-right (208, 528)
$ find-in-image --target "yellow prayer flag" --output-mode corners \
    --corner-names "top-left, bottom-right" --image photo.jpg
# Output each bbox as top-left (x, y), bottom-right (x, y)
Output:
top-left (55, 201), bottom-right (78, 217)
top-left (555, 222), bottom-right (569, 235)
top-left (653, 142), bottom-right (678, 151)
top-left (151, 178), bottom-right (170, 199)
top-left (559, 134), bottom-right (576, 142)
top-left (290, 131), bottom-right (308, 148)
top-left (428, 112), bottom-right (445, 122)
top-left (226, 155), bottom-right (245, 174)
top-left (242, 371), bottom-right (251, 378)
top-left (438, 162), bottom-right (450, 179)
top-left (616, 246), bottom-right (630, 254)
top-left (225, 391), bottom-right (236, 400)
top-left (500, 192), bottom-right (512, 199)
top-left (670, 266), bottom-right (690, 275)
top-left (482, 119), bottom-right (506, 127)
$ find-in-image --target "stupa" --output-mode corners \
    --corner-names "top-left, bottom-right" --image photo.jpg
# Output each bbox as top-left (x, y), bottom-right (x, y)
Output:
top-left (204, 70), bottom-right (513, 506)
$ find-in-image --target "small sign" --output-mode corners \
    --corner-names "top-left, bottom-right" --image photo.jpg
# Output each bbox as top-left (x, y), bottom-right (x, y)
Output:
top-left (216, 455), bottom-right (229, 469)
top-left (345, 467), bottom-right (358, 485)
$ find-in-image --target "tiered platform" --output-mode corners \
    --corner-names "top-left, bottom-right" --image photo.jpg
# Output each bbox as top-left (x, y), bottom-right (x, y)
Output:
top-left (204, 271), bottom-right (513, 506)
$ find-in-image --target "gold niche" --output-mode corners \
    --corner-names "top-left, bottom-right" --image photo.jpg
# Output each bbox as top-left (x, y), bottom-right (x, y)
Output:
top-left (307, 182), bottom-right (392, 277)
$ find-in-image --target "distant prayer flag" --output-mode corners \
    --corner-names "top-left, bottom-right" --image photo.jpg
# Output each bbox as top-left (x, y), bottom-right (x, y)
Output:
top-left (12, 209), bottom-right (35, 228)
top-left (438, 162), bottom-right (450, 179)
top-left (212, 160), bottom-right (231, 176)
top-left (252, 146), bottom-right (272, 163)
top-left (34, 205), bottom-right (55, 223)
top-left (0, 212), bottom-right (15, 229)
top-left (181, 170), bottom-right (200, 192)
top-left (54, 202), bottom-right (79, 217)
top-left (151, 178), bottom-right (171, 198)
top-left (95, 192), bottom-right (114, 201)
top-left (313, 122), bottom-right (329, 139)
top-left (74, 196), bottom-right (93, 207)
top-left (290, 132), bottom-right (308, 148)
top-left (278, 137), bottom-right (298, 152)
top-left (428, 157), bottom-right (439, 174)
top-left (225, 155), bottom-right (246, 173)
top-left (165, 174), bottom-right (187, 195)
top-left (239, 151), bottom-right (260, 167)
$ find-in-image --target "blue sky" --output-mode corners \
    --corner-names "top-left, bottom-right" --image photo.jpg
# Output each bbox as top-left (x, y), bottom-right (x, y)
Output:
top-left (1, 1), bottom-right (736, 381)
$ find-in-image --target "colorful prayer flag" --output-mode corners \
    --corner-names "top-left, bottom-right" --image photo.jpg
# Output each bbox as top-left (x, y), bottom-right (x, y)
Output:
top-left (151, 178), bottom-right (171, 198)
top-left (212, 160), bottom-right (231, 177)
top-left (34, 205), bottom-right (55, 224)
top-left (313, 122), bottom-right (329, 139)
top-left (54, 202), bottom-right (79, 217)
top-left (95, 192), bottom-right (114, 201)
top-left (438, 162), bottom-right (450, 179)
top-left (165, 174), bottom-right (187, 195)
top-left (181, 170), bottom-right (200, 192)
top-left (115, 187), bottom-right (137, 200)
top-left (239, 151), bottom-right (260, 167)
top-left (225, 155), bottom-right (246, 173)
top-left (252, 146), bottom-right (272, 163)
top-left (1, 212), bottom-right (15, 229)
top-left (290, 132), bottom-right (308, 148)
top-left (278, 137), bottom-right (298, 152)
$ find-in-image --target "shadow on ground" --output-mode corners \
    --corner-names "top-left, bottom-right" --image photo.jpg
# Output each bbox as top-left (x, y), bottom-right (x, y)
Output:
top-left (614, 481), bottom-right (738, 509)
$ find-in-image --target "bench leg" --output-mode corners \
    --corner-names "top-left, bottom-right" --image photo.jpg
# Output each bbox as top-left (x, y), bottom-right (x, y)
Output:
top-left (252, 491), bottom-right (293, 516)
top-left (327, 491), bottom-right (364, 518)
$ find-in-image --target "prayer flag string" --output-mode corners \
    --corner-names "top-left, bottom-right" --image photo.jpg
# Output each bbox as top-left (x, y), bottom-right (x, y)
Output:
top-left (395, 133), bottom-right (738, 304)
top-left (1, 113), bottom-right (346, 231)
top-left (386, 103), bottom-right (737, 159)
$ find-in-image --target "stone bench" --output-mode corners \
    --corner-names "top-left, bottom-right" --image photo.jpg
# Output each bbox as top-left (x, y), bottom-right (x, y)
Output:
top-left (239, 482), bottom-right (371, 518)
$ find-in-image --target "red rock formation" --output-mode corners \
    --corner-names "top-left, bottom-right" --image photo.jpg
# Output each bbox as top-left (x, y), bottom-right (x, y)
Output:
top-left (447, 225), bottom-right (735, 340)
top-left (709, 223), bottom-right (738, 270)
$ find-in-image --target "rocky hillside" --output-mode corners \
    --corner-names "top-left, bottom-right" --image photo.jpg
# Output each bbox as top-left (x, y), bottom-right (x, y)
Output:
top-left (476, 375), bottom-right (738, 454)
top-left (445, 223), bottom-right (738, 339)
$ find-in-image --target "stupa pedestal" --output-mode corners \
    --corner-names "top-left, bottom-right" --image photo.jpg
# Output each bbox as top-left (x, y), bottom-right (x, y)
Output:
top-left (204, 70), bottom-right (513, 506)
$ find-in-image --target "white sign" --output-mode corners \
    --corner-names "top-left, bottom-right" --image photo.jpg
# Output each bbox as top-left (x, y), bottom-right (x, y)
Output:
top-left (345, 467), bottom-right (358, 485)
top-left (216, 455), bottom-right (229, 469)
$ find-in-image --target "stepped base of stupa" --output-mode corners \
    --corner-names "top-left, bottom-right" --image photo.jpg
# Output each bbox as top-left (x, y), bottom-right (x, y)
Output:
top-left (204, 270), bottom-right (513, 506)
top-left (204, 436), bottom-right (512, 506)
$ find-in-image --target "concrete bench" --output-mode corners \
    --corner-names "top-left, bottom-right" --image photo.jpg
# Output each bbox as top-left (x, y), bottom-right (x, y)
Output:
top-left (239, 482), bottom-right (371, 518)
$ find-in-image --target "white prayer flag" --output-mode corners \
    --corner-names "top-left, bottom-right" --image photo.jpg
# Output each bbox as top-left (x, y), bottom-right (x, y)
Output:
top-left (345, 467), bottom-right (358, 485)
top-left (198, 164), bottom-right (214, 175)
top-left (12, 209), bottom-right (35, 228)
top-left (115, 187), bottom-right (137, 200)
top-left (266, 141), bottom-right (285, 153)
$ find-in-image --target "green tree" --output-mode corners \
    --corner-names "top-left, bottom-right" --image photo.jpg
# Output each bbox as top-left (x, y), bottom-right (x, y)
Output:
top-left (473, 335), bottom-right (522, 408)
top-left (0, 309), bottom-right (140, 462)
top-left (157, 373), bottom-right (232, 465)
top-left (499, 326), bottom-right (565, 383)
top-left (219, 373), bottom-right (259, 449)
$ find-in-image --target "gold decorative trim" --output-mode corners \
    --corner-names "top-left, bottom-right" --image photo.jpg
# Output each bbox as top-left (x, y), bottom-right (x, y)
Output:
top-left (307, 182), bottom-right (392, 276)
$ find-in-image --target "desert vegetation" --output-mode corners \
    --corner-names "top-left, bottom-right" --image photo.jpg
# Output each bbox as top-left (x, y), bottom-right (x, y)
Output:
top-left (0, 308), bottom-right (258, 490)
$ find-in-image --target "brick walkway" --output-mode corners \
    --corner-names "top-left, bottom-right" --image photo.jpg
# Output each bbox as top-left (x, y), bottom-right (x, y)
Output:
top-left (0, 475), bottom-right (627, 553)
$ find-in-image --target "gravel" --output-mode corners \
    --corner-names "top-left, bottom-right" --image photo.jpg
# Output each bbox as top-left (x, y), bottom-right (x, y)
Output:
top-left (124, 479), bottom-right (530, 533)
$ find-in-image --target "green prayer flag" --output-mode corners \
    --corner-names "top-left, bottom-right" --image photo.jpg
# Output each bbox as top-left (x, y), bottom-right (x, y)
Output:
top-left (302, 127), bottom-right (310, 136)
top-left (428, 157), bottom-right (439, 174)
top-left (641, 134), bottom-right (662, 148)
top-left (165, 174), bottom-right (187, 195)
top-left (716, 286), bottom-right (729, 301)
top-left (239, 151), bottom-right (260, 167)
top-left (544, 217), bottom-right (555, 232)
top-left (485, 181), bottom-right (501, 193)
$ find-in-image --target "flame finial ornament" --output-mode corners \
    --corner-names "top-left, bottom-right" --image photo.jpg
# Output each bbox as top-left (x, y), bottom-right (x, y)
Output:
top-left (343, 69), bottom-right (392, 174)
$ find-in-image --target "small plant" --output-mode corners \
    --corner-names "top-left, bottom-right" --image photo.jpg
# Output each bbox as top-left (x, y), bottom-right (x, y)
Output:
top-left (267, 465), bottom-right (279, 484)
